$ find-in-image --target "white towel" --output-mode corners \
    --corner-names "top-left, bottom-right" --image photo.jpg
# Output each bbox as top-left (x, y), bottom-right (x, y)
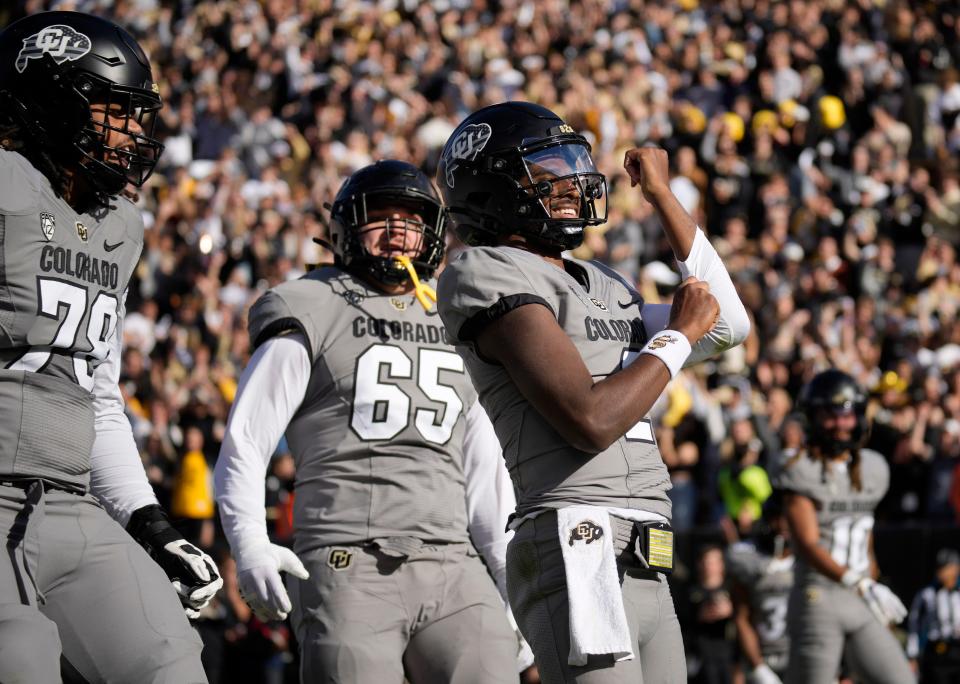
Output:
top-left (557, 506), bottom-right (634, 666)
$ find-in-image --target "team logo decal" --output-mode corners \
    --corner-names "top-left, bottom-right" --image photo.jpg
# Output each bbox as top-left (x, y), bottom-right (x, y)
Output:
top-left (389, 297), bottom-right (407, 311)
top-left (39, 212), bottom-right (55, 241)
top-left (16, 25), bottom-right (92, 74)
top-left (568, 520), bottom-right (604, 546)
top-left (442, 122), bottom-right (492, 188)
top-left (75, 221), bottom-right (88, 243)
top-left (327, 548), bottom-right (353, 571)
top-left (590, 298), bottom-right (608, 311)
top-left (805, 588), bottom-right (820, 604)
top-left (647, 334), bottom-right (678, 350)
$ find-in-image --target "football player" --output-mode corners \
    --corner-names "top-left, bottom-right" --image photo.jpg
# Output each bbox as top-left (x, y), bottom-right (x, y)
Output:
top-left (214, 160), bottom-right (526, 683)
top-left (728, 493), bottom-right (794, 684)
top-left (775, 370), bottom-right (914, 683)
top-left (0, 11), bottom-right (219, 683)
top-left (436, 101), bottom-right (750, 683)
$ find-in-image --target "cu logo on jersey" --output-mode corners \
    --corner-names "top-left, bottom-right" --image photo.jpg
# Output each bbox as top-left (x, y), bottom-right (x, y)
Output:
top-left (327, 548), bottom-right (353, 571)
top-left (16, 25), bottom-right (93, 74)
top-left (568, 520), bottom-right (604, 546)
top-left (590, 298), bottom-right (608, 311)
top-left (442, 123), bottom-right (492, 188)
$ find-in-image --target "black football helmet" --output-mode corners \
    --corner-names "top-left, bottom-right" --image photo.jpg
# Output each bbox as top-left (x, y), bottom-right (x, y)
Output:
top-left (328, 160), bottom-right (445, 285)
top-left (437, 101), bottom-right (607, 251)
top-left (798, 369), bottom-right (869, 455)
top-left (0, 11), bottom-right (163, 196)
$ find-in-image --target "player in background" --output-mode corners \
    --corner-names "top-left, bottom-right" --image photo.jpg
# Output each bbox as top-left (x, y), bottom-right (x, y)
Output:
top-left (775, 369), bottom-right (914, 684)
top-left (727, 493), bottom-right (794, 684)
top-left (0, 11), bottom-right (219, 683)
top-left (436, 101), bottom-right (750, 683)
top-left (214, 160), bottom-right (528, 683)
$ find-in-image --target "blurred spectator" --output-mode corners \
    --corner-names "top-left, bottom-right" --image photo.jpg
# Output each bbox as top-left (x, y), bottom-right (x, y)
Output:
top-left (907, 549), bottom-right (960, 684)
top-left (717, 419), bottom-right (773, 541)
top-left (682, 546), bottom-right (735, 684)
top-left (171, 426), bottom-right (216, 548)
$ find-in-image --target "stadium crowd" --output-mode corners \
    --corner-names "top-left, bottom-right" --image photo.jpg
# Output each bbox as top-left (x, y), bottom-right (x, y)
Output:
top-left (6, 0), bottom-right (960, 681)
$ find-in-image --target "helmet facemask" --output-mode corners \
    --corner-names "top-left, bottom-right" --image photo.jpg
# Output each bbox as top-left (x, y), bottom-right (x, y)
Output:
top-left (515, 142), bottom-right (607, 250)
top-left (335, 189), bottom-right (445, 286)
top-left (78, 73), bottom-right (163, 195)
top-left (808, 404), bottom-right (867, 456)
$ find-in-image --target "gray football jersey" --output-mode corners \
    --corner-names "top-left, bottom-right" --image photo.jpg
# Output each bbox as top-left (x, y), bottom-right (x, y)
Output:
top-left (773, 448), bottom-right (888, 587)
top-left (727, 543), bottom-right (794, 664)
top-left (248, 267), bottom-right (475, 552)
top-left (0, 149), bottom-right (142, 486)
top-left (437, 245), bottom-right (672, 520)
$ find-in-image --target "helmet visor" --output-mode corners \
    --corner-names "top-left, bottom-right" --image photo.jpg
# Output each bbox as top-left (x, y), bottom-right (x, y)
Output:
top-left (520, 143), bottom-right (607, 224)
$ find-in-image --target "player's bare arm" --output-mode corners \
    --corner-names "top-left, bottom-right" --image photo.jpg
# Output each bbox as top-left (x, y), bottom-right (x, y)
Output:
top-left (624, 147), bottom-right (697, 260)
top-left (784, 492), bottom-right (849, 583)
top-left (732, 581), bottom-right (765, 670)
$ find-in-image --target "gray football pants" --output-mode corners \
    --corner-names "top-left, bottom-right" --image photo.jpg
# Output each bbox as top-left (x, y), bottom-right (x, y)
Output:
top-left (785, 582), bottom-right (915, 684)
top-left (0, 481), bottom-right (206, 684)
top-left (507, 512), bottom-right (686, 684)
top-left (289, 541), bottom-right (518, 684)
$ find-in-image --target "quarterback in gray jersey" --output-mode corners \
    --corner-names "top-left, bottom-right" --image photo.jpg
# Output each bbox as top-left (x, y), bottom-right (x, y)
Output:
top-left (215, 160), bottom-right (524, 683)
top-left (436, 102), bottom-right (750, 683)
top-left (727, 495), bottom-right (794, 684)
top-left (0, 11), bottom-right (218, 684)
top-left (774, 370), bottom-right (914, 684)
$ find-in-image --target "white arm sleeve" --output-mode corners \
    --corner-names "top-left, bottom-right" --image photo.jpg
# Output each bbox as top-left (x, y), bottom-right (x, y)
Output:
top-left (89, 296), bottom-right (159, 528)
top-left (640, 228), bottom-right (750, 366)
top-left (462, 400), bottom-right (515, 603)
top-left (213, 333), bottom-right (311, 562)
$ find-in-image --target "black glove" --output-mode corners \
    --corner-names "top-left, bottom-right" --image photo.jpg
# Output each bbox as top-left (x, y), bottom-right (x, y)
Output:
top-left (127, 504), bottom-right (223, 618)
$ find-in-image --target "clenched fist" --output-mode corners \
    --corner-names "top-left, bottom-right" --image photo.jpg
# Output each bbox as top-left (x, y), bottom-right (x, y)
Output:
top-left (624, 147), bottom-right (671, 204)
top-left (668, 276), bottom-right (720, 345)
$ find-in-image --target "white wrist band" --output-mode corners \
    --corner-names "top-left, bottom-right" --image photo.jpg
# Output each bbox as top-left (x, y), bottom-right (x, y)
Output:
top-left (639, 330), bottom-right (692, 379)
top-left (841, 569), bottom-right (861, 587)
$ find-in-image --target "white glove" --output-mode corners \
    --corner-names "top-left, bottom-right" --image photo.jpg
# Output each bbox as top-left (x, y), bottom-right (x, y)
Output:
top-left (126, 505), bottom-right (224, 619)
top-left (747, 663), bottom-right (783, 684)
top-left (164, 539), bottom-right (224, 618)
top-left (236, 543), bottom-right (309, 622)
top-left (843, 571), bottom-right (908, 625)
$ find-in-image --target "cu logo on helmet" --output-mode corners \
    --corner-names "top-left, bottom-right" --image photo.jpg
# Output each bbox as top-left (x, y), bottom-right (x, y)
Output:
top-left (16, 25), bottom-right (92, 73)
top-left (442, 123), bottom-right (492, 188)
top-left (568, 520), bottom-right (604, 546)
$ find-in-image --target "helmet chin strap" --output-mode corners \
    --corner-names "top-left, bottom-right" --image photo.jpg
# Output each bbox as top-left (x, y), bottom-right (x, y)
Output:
top-left (394, 255), bottom-right (436, 311)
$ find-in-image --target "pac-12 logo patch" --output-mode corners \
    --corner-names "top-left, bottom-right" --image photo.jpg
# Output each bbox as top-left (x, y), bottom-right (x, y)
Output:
top-left (39, 212), bottom-right (55, 241)
top-left (16, 25), bottom-right (92, 74)
top-left (442, 122), bottom-right (492, 188)
top-left (328, 548), bottom-right (353, 571)
top-left (568, 520), bottom-right (604, 546)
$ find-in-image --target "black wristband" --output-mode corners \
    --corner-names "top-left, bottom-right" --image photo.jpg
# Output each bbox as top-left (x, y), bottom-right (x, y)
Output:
top-left (126, 504), bottom-right (181, 549)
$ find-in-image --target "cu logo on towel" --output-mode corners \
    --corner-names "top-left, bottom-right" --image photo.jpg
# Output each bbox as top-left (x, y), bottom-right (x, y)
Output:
top-left (568, 520), bottom-right (604, 546)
